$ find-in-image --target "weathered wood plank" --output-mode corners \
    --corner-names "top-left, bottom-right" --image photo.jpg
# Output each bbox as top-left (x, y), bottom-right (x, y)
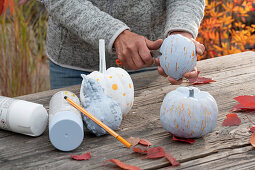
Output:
top-left (0, 52), bottom-right (254, 169)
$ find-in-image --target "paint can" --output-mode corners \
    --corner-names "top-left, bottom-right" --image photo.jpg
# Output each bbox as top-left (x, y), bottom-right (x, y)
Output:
top-left (49, 91), bottom-right (84, 151)
top-left (0, 96), bottom-right (48, 136)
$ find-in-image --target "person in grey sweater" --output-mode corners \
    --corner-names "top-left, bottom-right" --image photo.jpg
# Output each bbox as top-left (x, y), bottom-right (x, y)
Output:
top-left (43, 0), bottom-right (205, 89)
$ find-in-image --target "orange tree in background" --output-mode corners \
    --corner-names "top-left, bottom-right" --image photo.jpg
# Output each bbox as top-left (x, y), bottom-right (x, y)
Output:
top-left (197, 0), bottom-right (255, 60)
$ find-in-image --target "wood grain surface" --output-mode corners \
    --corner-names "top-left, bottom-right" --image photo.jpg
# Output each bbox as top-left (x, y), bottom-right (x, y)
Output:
top-left (0, 51), bottom-right (254, 170)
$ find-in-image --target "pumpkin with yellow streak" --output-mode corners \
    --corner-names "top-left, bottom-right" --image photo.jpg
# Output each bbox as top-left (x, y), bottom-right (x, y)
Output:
top-left (160, 87), bottom-right (218, 138)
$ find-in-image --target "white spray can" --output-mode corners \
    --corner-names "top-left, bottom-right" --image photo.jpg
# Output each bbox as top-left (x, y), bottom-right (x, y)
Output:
top-left (0, 96), bottom-right (48, 136)
top-left (49, 91), bottom-right (84, 151)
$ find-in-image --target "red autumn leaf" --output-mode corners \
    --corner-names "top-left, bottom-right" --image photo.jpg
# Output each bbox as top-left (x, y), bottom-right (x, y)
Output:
top-left (187, 71), bottom-right (215, 85)
top-left (172, 136), bottom-right (195, 144)
top-left (250, 127), bottom-right (255, 133)
top-left (145, 147), bottom-right (165, 159)
top-left (139, 138), bottom-right (152, 147)
top-left (70, 152), bottom-right (91, 161)
top-left (165, 153), bottom-right (180, 166)
top-left (104, 159), bottom-right (141, 170)
top-left (250, 133), bottom-right (255, 148)
top-left (132, 147), bottom-right (147, 154)
top-left (127, 137), bottom-right (140, 147)
top-left (234, 95), bottom-right (255, 107)
top-left (222, 113), bottom-right (241, 126)
top-left (231, 104), bottom-right (255, 112)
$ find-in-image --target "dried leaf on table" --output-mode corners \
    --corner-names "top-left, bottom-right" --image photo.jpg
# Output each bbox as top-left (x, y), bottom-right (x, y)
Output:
top-left (70, 152), bottom-right (91, 161)
top-left (187, 71), bottom-right (215, 85)
top-left (172, 136), bottom-right (195, 144)
top-left (165, 153), bottom-right (180, 166)
top-left (145, 147), bottom-right (165, 159)
top-left (139, 138), bottom-right (152, 147)
top-left (222, 113), bottom-right (241, 126)
top-left (127, 136), bottom-right (140, 147)
top-left (250, 133), bottom-right (255, 147)
top-left (132, 147), bottom-right (147, 154)
top-left (231, 95), bottom-right (255, 111)
top-left (250, 127), bottom-right (255, 133)
top-left (104, 159), bottom-right (141, 170)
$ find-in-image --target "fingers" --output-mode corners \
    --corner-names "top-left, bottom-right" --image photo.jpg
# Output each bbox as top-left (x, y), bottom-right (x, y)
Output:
top-left (145, 38), bottom-right (163, 50)
top-left (184, 66), bottom-right (198, 79)
top-left (157, 66), bottom-right (168, 77)
top-left (154, 57), bottom-right (160, 66)
top-left (191, 39), bottom-right (205, 55)
top-left (168, 77), bottom-right (183, 85)
top-left (138, 41), bottom-right (154, 65)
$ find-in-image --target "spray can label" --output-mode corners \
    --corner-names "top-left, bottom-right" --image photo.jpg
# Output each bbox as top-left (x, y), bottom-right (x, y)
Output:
top-left (0, 96), bottom-right (16, 130)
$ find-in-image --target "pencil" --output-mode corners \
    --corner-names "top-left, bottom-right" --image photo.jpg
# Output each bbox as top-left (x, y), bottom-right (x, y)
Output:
top-left (64, 96), bottom-right (131, 148)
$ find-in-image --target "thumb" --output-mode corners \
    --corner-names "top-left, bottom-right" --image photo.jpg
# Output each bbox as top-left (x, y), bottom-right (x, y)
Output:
top-left (145, 38), bottom-right (163, 50)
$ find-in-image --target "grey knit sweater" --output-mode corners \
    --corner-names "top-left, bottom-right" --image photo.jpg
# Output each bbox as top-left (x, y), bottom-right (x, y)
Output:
top-left (44, 0), bottom-right (205, 72)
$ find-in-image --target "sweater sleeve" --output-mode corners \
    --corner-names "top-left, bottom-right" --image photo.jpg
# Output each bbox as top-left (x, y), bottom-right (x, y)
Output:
top-left (44, 0), bottom-right (130, 53)
top-left (165, 0), bottom-right (205, 38)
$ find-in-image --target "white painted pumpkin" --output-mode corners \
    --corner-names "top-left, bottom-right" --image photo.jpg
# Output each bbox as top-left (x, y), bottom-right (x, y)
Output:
top-left (159, 34), bottom-right (197, 80)
top-left (160, 87), bottom-right (218, 138)
top-left (81, 39), bottom-right (134, 116)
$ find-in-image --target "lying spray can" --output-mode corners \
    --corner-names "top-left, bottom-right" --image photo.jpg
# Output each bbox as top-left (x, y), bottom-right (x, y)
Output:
top-left (0, 96), bottom-right (48, 136)
top-left (49, 91), bottom-right (84, 151)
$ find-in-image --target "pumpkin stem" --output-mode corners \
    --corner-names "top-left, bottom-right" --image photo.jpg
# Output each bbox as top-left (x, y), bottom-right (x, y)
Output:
top-left (99, 39), bottom-right (106, 74)
top-left (189, 89), bottom-right (194, 97)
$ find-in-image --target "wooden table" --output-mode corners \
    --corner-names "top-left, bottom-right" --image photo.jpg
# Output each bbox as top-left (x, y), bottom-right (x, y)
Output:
top-left (1, 51), bottom-right (255, 169)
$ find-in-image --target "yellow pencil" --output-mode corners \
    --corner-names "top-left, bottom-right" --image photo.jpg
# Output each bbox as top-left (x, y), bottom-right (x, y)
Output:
top-left (64, 96), bottom-right (131, 148)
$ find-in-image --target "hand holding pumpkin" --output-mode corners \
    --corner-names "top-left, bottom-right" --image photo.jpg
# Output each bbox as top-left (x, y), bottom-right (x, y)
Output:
top-left (114, 30), bottom-right (163, 70)
top-left (154, 31), bottom-right (205, 85)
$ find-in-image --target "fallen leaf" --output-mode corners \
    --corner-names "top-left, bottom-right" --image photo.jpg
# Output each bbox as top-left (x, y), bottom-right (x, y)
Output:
top-left (231, 104), bottom-right (255, 112)
top-left (187, 71), bottom-right (215, 85)
top-left (139, 138), bottom-right (152, 147)
top-left (188, 77), bottom-right (216, 85)
top-left (231, 95), bottom-right (255, 112)
top-left (104, 159), bottom-right (141, 170)
top-left (222, 113), bottom-right (241, 126)
top-left (172, 136), bottom-right (195, 144)
top-left (132, 147), bottom-right (147, 154)
top-left (234, 95), bottom-right (255, 107)
top-left (127, 137), bottom-right (140, 147)
top-left (165, 153), bottom-right (180, 166)
top-left (70, 152), bottom-right (91, 161)
top-left (145, 147), bottom-right (165, 159)
top-left (250, 127), bottom-right (255, 133)
top-left (250, 133), bottom-right (255, 147)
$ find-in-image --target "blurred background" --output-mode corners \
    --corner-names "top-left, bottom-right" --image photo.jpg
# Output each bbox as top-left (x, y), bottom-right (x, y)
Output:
top-left (0, 0), bottom-right (254, 97)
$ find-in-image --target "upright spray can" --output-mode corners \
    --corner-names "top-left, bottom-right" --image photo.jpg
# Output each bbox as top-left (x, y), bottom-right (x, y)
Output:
top-left (49, 91), bottom-right (84, 151)
top-left (0, 96), bottom-right (48, 136)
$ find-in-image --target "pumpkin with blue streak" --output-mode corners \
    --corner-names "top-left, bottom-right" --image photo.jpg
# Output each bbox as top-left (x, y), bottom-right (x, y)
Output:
top-left (159, 34), bottom-right (197, 80)
top-left (160, 87), bottom-right (218, 138)
top-left (80, 75), bottom-right (122, 136)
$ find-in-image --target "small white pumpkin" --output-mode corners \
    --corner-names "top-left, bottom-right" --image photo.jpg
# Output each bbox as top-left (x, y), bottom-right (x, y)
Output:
top-left (81, 39), bottom-right (134, 116)
top-left (159, 34), bottom-right (197, 80)
top-left (160, 87), bottom-right (218, 138)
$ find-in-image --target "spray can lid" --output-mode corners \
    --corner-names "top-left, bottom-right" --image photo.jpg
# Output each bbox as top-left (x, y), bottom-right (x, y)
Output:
top-left (49, 111), bottom-right (84, 151)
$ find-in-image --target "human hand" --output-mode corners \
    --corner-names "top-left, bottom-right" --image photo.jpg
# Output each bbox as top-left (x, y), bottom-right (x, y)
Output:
top-left (114, 30), bottom-right (163, 70)
top-left (154, 31), bottom-right (205, 85)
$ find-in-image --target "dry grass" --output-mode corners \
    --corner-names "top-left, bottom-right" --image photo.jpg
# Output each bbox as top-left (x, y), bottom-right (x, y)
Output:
top-left (0, 0), bottom-right (49, 97)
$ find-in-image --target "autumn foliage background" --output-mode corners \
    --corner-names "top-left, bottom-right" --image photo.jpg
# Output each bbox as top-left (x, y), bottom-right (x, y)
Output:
top-left (0, 0), bottom-right (254, 97)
